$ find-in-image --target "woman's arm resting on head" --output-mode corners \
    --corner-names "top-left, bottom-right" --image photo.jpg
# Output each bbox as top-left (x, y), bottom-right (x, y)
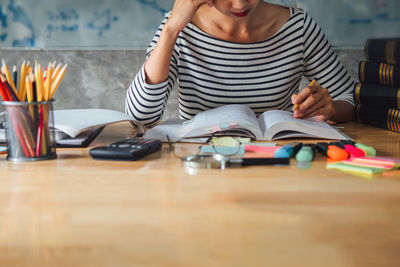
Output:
top-left (144, 0), bottom-right (214, 84)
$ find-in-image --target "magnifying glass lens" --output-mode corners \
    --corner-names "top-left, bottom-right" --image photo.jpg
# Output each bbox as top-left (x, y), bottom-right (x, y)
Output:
top-left (181, 154), bottom-right (229, 170)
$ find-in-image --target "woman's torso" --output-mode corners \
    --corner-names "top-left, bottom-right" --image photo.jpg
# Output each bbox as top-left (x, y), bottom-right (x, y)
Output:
top-left (175, 7), bottom-right (306, 119)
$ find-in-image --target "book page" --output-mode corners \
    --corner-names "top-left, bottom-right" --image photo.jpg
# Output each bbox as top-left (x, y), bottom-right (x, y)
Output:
top-left (144, 118), bottom-right (207, 143)
top-left (178, 104), bottom-right (263, 139)
top-left (258, 110), bottom-right (349, 140)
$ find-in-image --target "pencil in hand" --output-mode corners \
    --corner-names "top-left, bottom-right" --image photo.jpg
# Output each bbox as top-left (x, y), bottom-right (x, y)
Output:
top-left (293, 79), bottom-right (316, 111)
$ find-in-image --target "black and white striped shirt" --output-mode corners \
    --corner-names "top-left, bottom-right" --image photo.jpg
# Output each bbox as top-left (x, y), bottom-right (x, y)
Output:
top-left (126, 7), bottom-right (355, 126)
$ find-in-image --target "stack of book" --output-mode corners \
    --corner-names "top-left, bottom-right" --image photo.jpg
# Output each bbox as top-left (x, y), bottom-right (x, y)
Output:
top-left (355, 38), bottom-right (400, 133)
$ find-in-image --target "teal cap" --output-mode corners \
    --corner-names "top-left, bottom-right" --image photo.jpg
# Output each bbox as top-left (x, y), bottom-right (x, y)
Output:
top-left (296, 146), bottom-right (314, 162)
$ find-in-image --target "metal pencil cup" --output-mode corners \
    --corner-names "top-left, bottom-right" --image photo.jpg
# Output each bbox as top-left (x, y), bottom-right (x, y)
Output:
top-left (1, 100), bottom-right (57, 161)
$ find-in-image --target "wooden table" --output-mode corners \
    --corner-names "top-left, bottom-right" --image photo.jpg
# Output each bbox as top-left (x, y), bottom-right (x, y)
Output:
top-left (1, 122), bottom-right (400, 267)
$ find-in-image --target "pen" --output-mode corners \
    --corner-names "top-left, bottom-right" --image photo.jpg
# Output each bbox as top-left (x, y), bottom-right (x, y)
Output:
top-left (230, 157), bottom-right (290, 167)
top-left (293, 79), bottom-right (316, 111)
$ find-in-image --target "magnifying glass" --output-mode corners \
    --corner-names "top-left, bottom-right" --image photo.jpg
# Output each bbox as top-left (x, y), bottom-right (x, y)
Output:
top-left (181, 154), bottom-right (290, 171)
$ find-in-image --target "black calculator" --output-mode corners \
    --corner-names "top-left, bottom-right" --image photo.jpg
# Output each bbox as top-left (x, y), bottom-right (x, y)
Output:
top-left (89, 138), bottom-right (162, 161)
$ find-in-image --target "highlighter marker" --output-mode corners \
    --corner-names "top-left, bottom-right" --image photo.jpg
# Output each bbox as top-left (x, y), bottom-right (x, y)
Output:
top-left (355, 143), bottom-right (376, 157)
top-left (340, 140), bottom-right (375, 157)
top-left (316, 142), bottom-right (349, 161)
top-left (316, 142), bottom-right (330, 157)
top-left (329, 142), bottom-right (345, 149)
top-left (333, 141), bottom-right (365, 157)
top-left (274, 142), bottom-right (303, 158)
top-left (296, 144), bottom-right (316, 162)
top-left (343, 144), bottom-right (365, 157)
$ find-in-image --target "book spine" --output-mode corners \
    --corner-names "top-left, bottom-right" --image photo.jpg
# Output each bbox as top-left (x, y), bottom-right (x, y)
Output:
top-left (365, 38), bottom-right (400, 65)
top-left (359, 61), bottom-right (400, 87)
top-left (354, 82), bottom-right (400, 109)
top-left (356, 104), bottom-right (400, 133)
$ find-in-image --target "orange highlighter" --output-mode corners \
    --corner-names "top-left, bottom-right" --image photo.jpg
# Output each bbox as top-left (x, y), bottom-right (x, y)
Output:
top-left (316, 142), bottom-right (349, 161)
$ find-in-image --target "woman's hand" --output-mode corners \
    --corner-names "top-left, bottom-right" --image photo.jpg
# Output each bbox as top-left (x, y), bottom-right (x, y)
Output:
top-left (167, 0), bottom-right (214, 32)
top-left (144, 0), bottom-right (213, 85)
top-left (291, 81), bottom-right (335, 122)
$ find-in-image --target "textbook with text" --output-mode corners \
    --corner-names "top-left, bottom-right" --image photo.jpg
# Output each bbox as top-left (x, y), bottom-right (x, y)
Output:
top-left (146, 104), bottom-right (350, 141)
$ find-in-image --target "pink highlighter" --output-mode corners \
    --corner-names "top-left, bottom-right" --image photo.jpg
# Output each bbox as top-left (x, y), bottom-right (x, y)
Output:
top-left (343, 144), bottom-right (365, 157)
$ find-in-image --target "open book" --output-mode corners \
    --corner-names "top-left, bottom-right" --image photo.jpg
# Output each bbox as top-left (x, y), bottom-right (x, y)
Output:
top-left (51, 109), bottom-right (145, 147)
top-left (52, 109), bottom-right (145, 137)
top-left (146, 104), bottom-right (350, 141)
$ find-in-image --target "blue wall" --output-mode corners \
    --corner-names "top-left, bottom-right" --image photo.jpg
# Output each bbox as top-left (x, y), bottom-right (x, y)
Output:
top-left (0, 0), bottom-right (399, 49)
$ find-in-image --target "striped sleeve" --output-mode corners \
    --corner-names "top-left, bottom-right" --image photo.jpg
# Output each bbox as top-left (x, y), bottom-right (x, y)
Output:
top-left (125, 13), bottom-right (179, 126)
top-left (302, 12), bottom-right (355, 106)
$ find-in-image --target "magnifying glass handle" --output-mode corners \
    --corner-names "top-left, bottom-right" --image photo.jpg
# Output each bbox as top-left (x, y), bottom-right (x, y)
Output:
top-left (231, 157), bottom-right (290, 166)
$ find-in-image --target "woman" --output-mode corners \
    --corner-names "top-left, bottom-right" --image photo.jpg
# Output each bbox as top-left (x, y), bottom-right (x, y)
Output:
top-left (126, 0), bottom-right (355, 126)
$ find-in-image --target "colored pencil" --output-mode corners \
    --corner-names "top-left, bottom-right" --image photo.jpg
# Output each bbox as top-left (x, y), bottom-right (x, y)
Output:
top-left (0, 74), bottom-right (19, 101)
top-left (36, 106), bottom-right (44, 156)
top-left (43, 62), bottom-right (52, 101)
top-left (50, 63), bottom-right (68, 98)
top-left (12, 64), bottom-right (18, 90)
top-left (51, 62), bottom-right (62, 82)
top-left (0, 80), bottom-right (11, 101)
top-left (18, 60), bottom-right (27, 100)
top-left (35, 62), bottom-right (44, 102)
top-left (1, 59), bottom-right (18, 97)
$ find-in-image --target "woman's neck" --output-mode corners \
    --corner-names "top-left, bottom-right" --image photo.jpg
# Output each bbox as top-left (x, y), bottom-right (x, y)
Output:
top-left (191, 2), bottom-right (290, 44)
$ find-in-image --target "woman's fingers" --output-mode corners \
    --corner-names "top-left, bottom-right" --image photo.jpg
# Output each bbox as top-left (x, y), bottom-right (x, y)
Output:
top-left (293, 83), bottom-right (335, 121)
top-left (292, 84), bottom-right (318, 107)
top-left (168, 0), bottom-right (213, 31)
top-left (292, 83), bottom-right (320, 116)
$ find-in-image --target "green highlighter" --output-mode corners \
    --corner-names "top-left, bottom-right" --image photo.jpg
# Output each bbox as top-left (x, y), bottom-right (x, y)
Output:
top-left (296, 144), bottom-right (316, 162)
